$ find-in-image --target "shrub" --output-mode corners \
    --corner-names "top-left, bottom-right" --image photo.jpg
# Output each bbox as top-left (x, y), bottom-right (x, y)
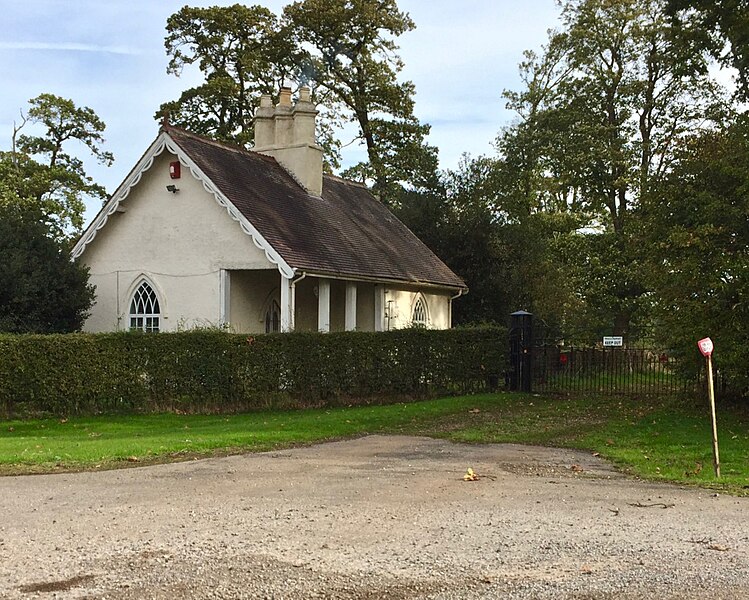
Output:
top-left (0, 327), bottom-right (506, 418)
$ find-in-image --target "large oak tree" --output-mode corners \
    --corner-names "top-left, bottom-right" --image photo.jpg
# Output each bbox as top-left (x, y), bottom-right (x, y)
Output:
top-left (159, 0), bottom-right (437, 203)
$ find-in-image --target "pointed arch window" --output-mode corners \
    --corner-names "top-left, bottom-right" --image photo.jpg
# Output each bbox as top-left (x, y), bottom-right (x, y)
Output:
top-left (129, 281), bottom-right (161, 333)
top-left (265, 300), bottom-right (281, 333)
top-left (412, 296), bottom-right (428, 327)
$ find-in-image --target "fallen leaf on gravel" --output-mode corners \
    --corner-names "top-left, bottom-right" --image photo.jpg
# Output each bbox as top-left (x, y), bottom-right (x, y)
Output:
top-left (463, 468), bottom-right (479, 481)
top-left (592, 452), bottom-right (600, 457)
top-left (580, 566), bottom-right (593, 575)
top-left (708, 544), bottom-right (730, 552)
top-left (126, 456), bottom-right (140, 462)
top-left (570, 464), bottom-right (584, 472)
top-left (469, 409), bottom-right (481, 414)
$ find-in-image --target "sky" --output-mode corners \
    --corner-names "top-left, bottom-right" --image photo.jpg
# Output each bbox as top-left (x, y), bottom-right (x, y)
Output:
top-left (0, 0), bottom-right (561, 226)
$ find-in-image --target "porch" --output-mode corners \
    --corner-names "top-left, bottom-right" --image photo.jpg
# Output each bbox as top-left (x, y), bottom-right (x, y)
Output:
top-left (223, 269), bottom-right (384, 333)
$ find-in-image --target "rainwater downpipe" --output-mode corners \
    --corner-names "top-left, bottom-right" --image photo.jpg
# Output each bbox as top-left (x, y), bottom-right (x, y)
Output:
top-left (448, 288), bottom-right (466, 328)
top-left (290, 270), bottom-right (308, 330)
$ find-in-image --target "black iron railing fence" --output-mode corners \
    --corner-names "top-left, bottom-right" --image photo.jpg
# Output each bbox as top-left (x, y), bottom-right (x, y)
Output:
top-left (531, 346), bottom-right (692, 396)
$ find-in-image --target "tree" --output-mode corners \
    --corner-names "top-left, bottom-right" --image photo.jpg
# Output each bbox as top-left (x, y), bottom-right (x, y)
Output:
top-left (395, 157), bottom-right (509, 324)
top-left (643, 118), bottom-right (749, 395)
top-left (499, 0), bottom-right (727, 340)
top-left (160, 0), bottom-right (437, 201)
top-left (395, 155), bottom-right (574, 328)
top-left (2, 93), bottom-right (114, 238)
top-left (0, 200), bottom-right (95, 333)
top-left (159, 4), bottom-right (303, 147)
top-left (667, 0), bottom-right (749, 100)
top-left (284, 0), bottom-right (438, 200)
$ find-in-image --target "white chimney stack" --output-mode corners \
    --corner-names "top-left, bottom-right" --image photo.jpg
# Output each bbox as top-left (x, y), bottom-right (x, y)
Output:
top-left (253, 86), bottom-right (323, 197)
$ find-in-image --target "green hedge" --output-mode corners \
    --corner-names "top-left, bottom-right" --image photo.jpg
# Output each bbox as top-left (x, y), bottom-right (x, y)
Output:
top-left (0, 327), bottom-right (507, 418)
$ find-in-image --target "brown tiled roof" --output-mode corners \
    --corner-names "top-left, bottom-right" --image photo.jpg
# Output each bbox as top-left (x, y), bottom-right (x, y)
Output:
top-left (166, 127), bottom-right (466, 289)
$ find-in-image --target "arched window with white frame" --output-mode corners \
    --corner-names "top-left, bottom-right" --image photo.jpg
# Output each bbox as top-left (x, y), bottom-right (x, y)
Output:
top-left (411, 295), bottom-right (428, 327)
top-left (129, 280), bottom-right (161, 333)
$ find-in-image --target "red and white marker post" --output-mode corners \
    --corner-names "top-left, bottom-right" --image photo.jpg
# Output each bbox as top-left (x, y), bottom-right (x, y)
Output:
top-left (697, 337), bottom-right (720, 478)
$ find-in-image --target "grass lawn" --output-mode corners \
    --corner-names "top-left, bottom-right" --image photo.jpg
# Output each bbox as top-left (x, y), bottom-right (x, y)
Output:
top-left (1, 393), bottom-right (747, 495)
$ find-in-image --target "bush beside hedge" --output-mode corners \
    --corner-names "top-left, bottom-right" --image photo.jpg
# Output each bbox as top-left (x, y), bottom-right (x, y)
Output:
top-left (0, 327), bottom-right (507, 418)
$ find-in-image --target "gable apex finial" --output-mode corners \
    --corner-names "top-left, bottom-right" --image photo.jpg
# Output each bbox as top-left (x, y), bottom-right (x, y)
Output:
top-left (160, 112), bottom-right (171, 131)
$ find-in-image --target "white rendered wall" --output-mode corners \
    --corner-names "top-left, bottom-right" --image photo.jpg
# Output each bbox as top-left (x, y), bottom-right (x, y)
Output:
top-left (382, 286), bottom-right (451, 330)
top-left (356, 283), bottom-right (376, 331)
top-left (81, 152), bottom-right (276, 332)
top-left (228, 270), bottom-right (280, 333)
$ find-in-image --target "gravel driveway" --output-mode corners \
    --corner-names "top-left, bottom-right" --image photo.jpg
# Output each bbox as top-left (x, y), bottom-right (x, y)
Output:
top-left (1, 435), bottom-right (747, 599)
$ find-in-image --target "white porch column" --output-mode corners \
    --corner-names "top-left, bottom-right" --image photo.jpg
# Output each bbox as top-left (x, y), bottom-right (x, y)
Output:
top-left (374, 284), bottom-right (385, 332)
top-left (219, 269), bottom-right (231, 327)
top-left (280, 274), bottom-right (294, 332)
top-left (345, 282), bottom-right (357, 331)
top-left (318, 278), bottom-right (331, 332)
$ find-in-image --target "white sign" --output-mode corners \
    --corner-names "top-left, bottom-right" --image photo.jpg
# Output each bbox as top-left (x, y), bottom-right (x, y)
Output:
top-left (603, 336), bottom-right (623, 347)
top-left (698, 337), bottom-right (714, 357)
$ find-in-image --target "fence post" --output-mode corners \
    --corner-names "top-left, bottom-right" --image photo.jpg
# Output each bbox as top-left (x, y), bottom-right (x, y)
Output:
top-left (509, 311), bottom-right (533, 392)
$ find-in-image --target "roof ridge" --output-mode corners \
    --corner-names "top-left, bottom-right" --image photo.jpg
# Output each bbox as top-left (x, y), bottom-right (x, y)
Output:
top-left (323, 173), bottom-right (368, 189)
top-left (163, 124), bottom-right (277, 163)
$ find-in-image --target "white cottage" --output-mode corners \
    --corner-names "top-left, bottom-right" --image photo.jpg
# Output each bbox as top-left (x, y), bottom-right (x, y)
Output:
top-left (73, 87), bottom-right (466, 334)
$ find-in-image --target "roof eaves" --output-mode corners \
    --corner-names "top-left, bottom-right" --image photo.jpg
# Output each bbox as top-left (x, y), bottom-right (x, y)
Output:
top-left (293, 268), bottom-right (467, 292)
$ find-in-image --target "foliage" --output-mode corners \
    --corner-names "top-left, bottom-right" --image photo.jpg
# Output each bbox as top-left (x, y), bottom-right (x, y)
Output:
top-left (667, 0), bottom-right (749, 100)
top-left (643, 118), bottom-right (749, 395)
top-left (285, 0), bottom-right (439, 200)
top-left (396, 0), bottom-right (733, 337)
top-left (160, 0), bottom-right (437, 201)
top-left (394, 158), bottom-right (510, 325)
top-left (1, 94), bottom-right (113, 238)
top-left (160, 4), bottom-right (303, 147)
top-left (396, 153), bottom-right (577, 329)
top-left (498, 0), bottom-right (728, 340)
top-left (0, 327), bottom-right (506, 419)
top-left (0, 202), bottom-right (95, 334)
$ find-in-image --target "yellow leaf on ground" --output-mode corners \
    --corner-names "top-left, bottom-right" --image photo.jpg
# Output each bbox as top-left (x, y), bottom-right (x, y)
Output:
top-left (463, 468), bottom-right (479, 481)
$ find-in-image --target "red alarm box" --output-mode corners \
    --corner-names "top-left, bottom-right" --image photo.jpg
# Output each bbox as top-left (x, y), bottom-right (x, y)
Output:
top-left (169, 161), bottom-right (181, 179)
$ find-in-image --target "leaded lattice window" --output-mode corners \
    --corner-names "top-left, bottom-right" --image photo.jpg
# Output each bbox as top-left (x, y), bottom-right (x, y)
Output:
top-left (129, 281), bottom-right (160, 333)
top-left (412, 297), bottom-right (427, 326)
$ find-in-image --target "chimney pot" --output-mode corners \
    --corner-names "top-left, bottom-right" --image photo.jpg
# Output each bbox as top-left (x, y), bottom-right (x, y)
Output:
top-left (279, 87), bottom-right (293, 107)
top-left (254, 94), bottom-right (276, 149)
top-left (298, 86), bottom-right (311, 103)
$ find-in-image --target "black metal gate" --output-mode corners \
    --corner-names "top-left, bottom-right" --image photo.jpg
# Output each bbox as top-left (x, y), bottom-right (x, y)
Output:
top-left (508, 310), bottom-right (691, 396)
top-left (531, 345), bottom-right (689, 395)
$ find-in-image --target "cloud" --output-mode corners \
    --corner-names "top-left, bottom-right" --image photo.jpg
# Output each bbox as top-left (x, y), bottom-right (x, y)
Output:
top-left (0, 42), bottom-right (141, 56)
